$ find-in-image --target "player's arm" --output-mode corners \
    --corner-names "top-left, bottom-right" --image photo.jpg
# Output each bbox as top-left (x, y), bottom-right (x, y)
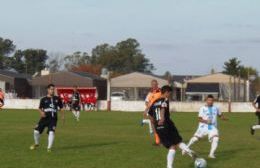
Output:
top-left (38, 99), bottom-right (46, 118)
top-left (58, 98), bottom-right (65, 123)
top-left (158, 107), bottom-right (165, 125)
top-left (217, 108), bottom-right (228, 121)
top-left (198, 117), bottom-right (209, 124)
top-left (252, 97), bottom-right (260, 112)
top-left (198, 107), bottom-right (209, 124)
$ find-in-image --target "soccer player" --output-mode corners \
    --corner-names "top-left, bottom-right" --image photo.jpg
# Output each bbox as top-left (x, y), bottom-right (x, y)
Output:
top-left (148, 85), bottom-right (196, 168)
top-left (141, 79), bottom-right (161, 145)
top-left (251, 94), bottom-right (260, 135)
top-left (30, 84), bottom-right (64, 152)
top-left (70, 86), bottom-right (81, 121)
top-left (184, 95), bottom-right (227, 159)
top-left (0, 88), bottom-right (5, 110)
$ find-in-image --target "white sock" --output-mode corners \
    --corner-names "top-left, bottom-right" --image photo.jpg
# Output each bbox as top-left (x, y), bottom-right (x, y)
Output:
top-left (76, 111), bottom-right (80, 120)
top-left (179, 143), bottom-right (193, 157)
top-left (187, 136), bottom-right (199, 147)
top-left (33, 130), bottom-right (40, 145)
top-left (142, 119), bottom-right (153, 134)
top-left (167, 149), bottom-right (176, 168)
top-left (142, 119), bottom-right (150, 124)
top-left (252, 125), bottom-right (260, 130)
top-left (72, 111), bottom-right (77, 118)
top-left (48, 131), bottom-right (55, 149)
top-left (209, 137), bottom-right (219, 156)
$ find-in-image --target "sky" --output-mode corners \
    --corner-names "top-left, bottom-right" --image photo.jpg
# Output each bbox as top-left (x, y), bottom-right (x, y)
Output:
top-left (0, 0), bottom-right (260, 75)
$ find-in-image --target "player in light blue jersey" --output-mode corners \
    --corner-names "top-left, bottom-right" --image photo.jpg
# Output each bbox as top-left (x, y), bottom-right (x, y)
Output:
top-left (183, 95), bottom-right (228, 159)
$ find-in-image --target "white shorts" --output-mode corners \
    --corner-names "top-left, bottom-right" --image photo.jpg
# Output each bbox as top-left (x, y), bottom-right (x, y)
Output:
top-left (194, 125), bottom-right (219, 142)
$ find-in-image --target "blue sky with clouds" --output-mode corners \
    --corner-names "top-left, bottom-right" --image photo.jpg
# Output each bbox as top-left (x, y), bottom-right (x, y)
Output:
top-left (1, 0), bottom-right (259, 75)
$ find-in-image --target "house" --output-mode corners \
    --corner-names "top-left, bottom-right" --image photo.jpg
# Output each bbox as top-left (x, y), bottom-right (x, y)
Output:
top-left (185, 73), bottom-right (247, 101)
top-left (0, 70), bottom-right (32, 98)
top-left (31, 71), bottom-right (107, 99)
top-left (111, 72), bottom-right (169, 100)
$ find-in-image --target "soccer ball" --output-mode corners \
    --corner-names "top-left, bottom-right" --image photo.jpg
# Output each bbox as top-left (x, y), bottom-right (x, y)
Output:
top-left (194, 158), bottom-right (207, 168)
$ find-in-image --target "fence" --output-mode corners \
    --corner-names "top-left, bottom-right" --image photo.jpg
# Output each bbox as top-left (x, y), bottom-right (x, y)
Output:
top-left (3, 99), bottom-right (256, 112)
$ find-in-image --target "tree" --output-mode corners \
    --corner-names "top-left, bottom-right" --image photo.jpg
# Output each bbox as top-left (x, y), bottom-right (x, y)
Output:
top-left (8, 49), bottom-right (48, 75)
top-left (47, 53), bottom-right (65, 73)
top-left (223, 57), bottom-right (241, 76)
top-left (64, 51), bottom-right (90, 70)
top-left (90, 38), bottom-right (154, 73)
top-left (239, 66), bottom-right (258, 79)
top-left (0, 37), bottom-right (16, 69)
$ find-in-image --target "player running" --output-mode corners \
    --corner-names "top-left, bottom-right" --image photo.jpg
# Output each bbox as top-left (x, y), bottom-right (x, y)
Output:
top-left (0, 88), bottom-right (5, 110)
top-left (70, 86), bottom-right (81, 121)
top-left (251, 94), bottom-right (260, 135)
top-left (184, 95), bottom-right (227, 159)
top-left (30, 84), bottom-right (64, 152)
top-left (148, 85), bottom-right (196, 168)
top-left (141, 79), bottom-right (161, 145)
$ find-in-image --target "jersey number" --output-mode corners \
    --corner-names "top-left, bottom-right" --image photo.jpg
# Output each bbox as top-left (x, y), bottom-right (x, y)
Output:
top-left (155, 108), bottom-right (161, 121)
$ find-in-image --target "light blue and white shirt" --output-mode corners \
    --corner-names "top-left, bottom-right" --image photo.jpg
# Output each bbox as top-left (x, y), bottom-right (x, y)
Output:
top-left (198, 105), bottom-right (221, 130)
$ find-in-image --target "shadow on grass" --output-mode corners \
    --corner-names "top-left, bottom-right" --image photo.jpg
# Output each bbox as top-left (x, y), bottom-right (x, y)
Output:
top-left (58, 141), bottom-right (121, 150)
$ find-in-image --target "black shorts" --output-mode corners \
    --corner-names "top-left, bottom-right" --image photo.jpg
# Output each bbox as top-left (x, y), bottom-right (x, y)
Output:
top-left (35, 117), bottom-right (57, 134)
top-left (72, 104), bottom-right (81, 111)
top-left (156, 120), bottom-right (183, 149)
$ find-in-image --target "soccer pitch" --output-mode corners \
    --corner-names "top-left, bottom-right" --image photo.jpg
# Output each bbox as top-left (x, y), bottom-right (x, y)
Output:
top-left (0, 110), bottom-right (260, 168)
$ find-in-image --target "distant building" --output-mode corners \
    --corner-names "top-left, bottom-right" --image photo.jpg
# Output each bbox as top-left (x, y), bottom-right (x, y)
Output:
top-left (111, 72), bottom-right (169, 100)
top-left (0, 70), bottom-right (32, 98)
top-left (31, 71), bottom-right (107, 99)
top-left (185, 73), bottom-right (247, 101)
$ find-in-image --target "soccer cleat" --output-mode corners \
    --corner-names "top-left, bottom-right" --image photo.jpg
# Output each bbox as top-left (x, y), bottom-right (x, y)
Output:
top-left (47, 148), bottom-right (52, 153)
top-left (30, 144), bottom-right (39, 150)
top-left (251, 127), bottom-right (255, 135)
top-left (208, 154), bottom-right (216, 159)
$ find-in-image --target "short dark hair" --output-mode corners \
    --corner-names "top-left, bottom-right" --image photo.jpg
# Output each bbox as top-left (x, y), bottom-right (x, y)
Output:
top-left (73, 85), bottom-right (78, 88)
top-left (47, 84), bottom-right (55, 89)
top-left (207, 94), bottom-right (214, 99)
top-left (161, 85), bottom-right (172, 94)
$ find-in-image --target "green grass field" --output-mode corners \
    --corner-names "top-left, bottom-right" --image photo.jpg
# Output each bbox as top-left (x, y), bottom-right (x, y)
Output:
top-left (0, 109), bottom-right (260, 168)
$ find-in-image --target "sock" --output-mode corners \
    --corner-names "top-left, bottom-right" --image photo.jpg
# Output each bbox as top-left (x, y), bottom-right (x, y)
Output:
top-left (142, 119), bottom-right (150, 124)
top-left (209, 137), bottom-right (219, 156)
top-left (33, 130), bottom-right (40, 145)
top-left (187, 137), bottom-right (199, 147)
top-left (48, 131), bottom-right (55, 149)
top-left (147, 120), bottom-right (153, 134)
top-left (252, 125), bottom-right (260, 130)
top-left (76, 111), bottom-right (80, 120)
top-left (179, 143), bottom-right (193, 157)
top-left (167, 149), bottom-right (176, 168)
top-left (72, 111), bottom-right (77, 118)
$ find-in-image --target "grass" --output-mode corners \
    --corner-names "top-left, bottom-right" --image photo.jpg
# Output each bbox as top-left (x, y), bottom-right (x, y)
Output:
top-left (0, 109), bottom-right (260, 168)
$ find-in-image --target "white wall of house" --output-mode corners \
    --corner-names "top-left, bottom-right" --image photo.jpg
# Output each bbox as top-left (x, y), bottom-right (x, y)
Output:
top-left (0, 80), bottom-right (5, 91)
top-left (3, 99), bottom-right (255, 112)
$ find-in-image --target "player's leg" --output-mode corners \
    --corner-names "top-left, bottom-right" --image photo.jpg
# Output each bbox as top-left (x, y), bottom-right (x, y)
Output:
top-left (208, 128), bottom-right (219, 159)
top-left (47, 120), bottom-right (57, 152)
top-left (75, 105), bottom-right (80, 121)
top-left (30, 119), bottom-right (45, 150)
top-left (167, 146), bottom-right (176, 168)
top-left (251, 112), bottom-right (260, 135)
top-left (0, 99), bottom-right (4, 110)
top-left (187, 127), bottom-right (207, 148)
